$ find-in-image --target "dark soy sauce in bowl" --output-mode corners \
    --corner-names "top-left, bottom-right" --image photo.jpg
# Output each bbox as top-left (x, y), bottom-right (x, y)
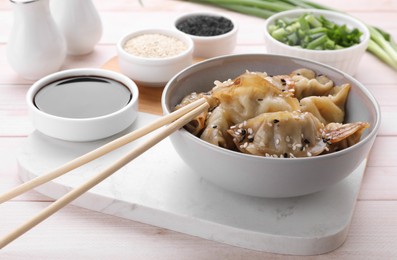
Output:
top-left (34, 76), bottom-right (132, 119)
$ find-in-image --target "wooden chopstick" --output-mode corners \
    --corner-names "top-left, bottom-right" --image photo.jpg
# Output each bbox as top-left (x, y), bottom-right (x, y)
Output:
top-left (0, 98), bottom-right (207, 204)
top-left (0, 99), bottom-right (209, 249)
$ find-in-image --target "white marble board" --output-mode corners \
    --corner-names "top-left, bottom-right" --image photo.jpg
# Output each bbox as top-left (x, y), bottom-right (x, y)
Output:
top-left (17, 112), bottom-right (366, 255)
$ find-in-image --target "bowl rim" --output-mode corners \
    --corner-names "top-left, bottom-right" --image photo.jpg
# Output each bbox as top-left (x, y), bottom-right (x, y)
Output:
top-left (117, 28), bottom-right (194, 64)
top-left (174, 11), bottom-right (239, 41)
top-left (264, 8), bottom-right (370, 54)
top-left (162, 53), bottom-right (381, 161)
top-left (26, 68), bottom-right (139, 123)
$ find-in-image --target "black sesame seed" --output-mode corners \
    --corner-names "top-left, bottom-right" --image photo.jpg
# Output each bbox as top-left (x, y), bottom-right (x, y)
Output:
top-left (322, 137), bottom-right (331, 143)
top-left (273, 119), bottom-right (280, 124)
top-left (283, 153), bottom-right (288, 158)
top-left (212, 125), bottom-right (217, 129)
top-left (248, 137), bottom-right (254, 142)
top-left (257, 98), bottom-right (263, 101)
top-left (241, 129), bottom-right (247, 135)
top-left (176, 15), bottom-right (233, 36)
top-left (304, 139), bottom-right (310, 144)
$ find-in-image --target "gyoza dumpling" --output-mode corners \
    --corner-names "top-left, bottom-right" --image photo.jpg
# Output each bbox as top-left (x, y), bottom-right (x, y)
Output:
top-left (300, 84), bottom-right (350, 124)
top-left (227, 111), bottom-right (326, 158)
top-left (322, 121), bottom-right (370, 153)
top-left (174, 91), bottom-right (219, 135)
top-left (264, 74), bottom-right (295, 93)
top-left (212, 72), bottom-right (300, 124)
top-left (200, 105), bottom-right (235, 149)
top-left (290, 69), bottom-right (334, 99)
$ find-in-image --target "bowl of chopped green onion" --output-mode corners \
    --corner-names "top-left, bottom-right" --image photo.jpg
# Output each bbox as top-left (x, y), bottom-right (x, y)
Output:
top-left (264, 9), bottom-right (370, 75)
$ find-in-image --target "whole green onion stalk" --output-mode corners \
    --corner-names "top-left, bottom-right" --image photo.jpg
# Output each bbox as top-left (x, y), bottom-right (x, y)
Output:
top-left (180, 0), bottom-right (397, 71)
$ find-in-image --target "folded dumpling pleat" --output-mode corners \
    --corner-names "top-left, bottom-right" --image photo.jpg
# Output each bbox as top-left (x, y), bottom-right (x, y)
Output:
top-left (322, 122), bottom-right (370, 153)
top-left (212, 72), bottom-right (300, 124)
top-left (290, 69), bottom-right (334, 99)
top-left (174, 91), bottom-right (219, 135)
top-left (227, 111), bottom-right (326, 158)
top-left (300, 84), bottom-right (351, 124)
top-left (200, 105), bottom-right (235, 149)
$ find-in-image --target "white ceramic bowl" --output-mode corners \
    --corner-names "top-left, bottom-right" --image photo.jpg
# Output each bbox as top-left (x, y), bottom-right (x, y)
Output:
top-left (117, 28), bottom-right (194, 87)
top-left (264, 9), bottom-right (370, 76)
top-left (175, 11), bottom-right (238, 58)
top-left (27, 68), bottom-right (139, 142)
top-left (162, 54), bottom-right (380, 198)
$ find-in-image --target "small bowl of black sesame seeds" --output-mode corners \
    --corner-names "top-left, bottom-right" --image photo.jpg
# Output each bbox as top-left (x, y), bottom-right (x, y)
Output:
top-left (175, 11), bottom-right (238, 58)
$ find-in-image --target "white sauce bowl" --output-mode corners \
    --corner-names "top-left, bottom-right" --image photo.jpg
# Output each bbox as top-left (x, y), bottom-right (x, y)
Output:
top-left (27, 68), bottom-right (139, 142)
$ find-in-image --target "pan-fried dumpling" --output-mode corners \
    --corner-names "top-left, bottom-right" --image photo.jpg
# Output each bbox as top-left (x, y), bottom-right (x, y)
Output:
top-left (264, 74), bottom-right (296, 93)
top-left (322, 122), bottom-right (370, 153)
top-left (200, 105), bottom-right (235, 149)
top-left (212, 72), bottom-right (300, 124)
top-left (300, 84), bottom-right (351, 124)
top-left (290, 69), bottom-right (334, 99)
top-left (174, 91), bottom-right (219, 135)
top-left (227, 111), bottom-right (326, 158)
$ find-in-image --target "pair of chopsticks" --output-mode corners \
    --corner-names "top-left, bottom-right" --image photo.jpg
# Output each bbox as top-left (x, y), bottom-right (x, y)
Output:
top-left (0, 98), bottom-right (209, 249)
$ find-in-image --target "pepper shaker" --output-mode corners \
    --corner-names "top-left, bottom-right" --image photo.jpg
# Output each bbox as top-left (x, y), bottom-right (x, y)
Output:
top-left (6, 0), bottom-right (66, 80)
top-left (51, 0), bottom-right (103, 55)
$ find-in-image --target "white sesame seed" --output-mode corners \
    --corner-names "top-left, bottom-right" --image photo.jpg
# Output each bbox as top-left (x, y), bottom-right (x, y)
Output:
top-left (276, 138), bottom-right (280, 145)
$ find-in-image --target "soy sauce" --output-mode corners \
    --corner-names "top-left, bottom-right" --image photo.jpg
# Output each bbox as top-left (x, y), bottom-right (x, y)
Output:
top-left (34, 76), bottom-right (132, 119)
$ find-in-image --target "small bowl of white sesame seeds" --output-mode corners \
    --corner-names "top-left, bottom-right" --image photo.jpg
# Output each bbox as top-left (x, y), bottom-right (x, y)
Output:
top-left (117, 28), bottom-right (194, 87)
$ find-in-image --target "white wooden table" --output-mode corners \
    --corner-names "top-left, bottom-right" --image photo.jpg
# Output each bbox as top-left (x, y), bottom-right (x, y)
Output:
top-left (1, 0), bottom-right (397, 258)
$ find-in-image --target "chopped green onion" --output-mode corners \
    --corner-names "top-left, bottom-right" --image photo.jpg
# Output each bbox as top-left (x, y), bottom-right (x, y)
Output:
top-left (268, 13), bottom-right (362, 50)
top-left (181, 0), bottom-right (397, 71)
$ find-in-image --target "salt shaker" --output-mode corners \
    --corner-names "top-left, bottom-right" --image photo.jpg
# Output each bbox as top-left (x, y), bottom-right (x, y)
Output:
top-left (6, 0), bottom-right (66, 80)
top-left (51, 0), bottom-right (103, 55)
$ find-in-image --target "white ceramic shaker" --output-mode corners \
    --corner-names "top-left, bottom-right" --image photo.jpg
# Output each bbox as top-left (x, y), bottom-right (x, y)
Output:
top-left (51, 0), bottom-right (103, 55)
top-left (6, 0), bottom-right (66, 80)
